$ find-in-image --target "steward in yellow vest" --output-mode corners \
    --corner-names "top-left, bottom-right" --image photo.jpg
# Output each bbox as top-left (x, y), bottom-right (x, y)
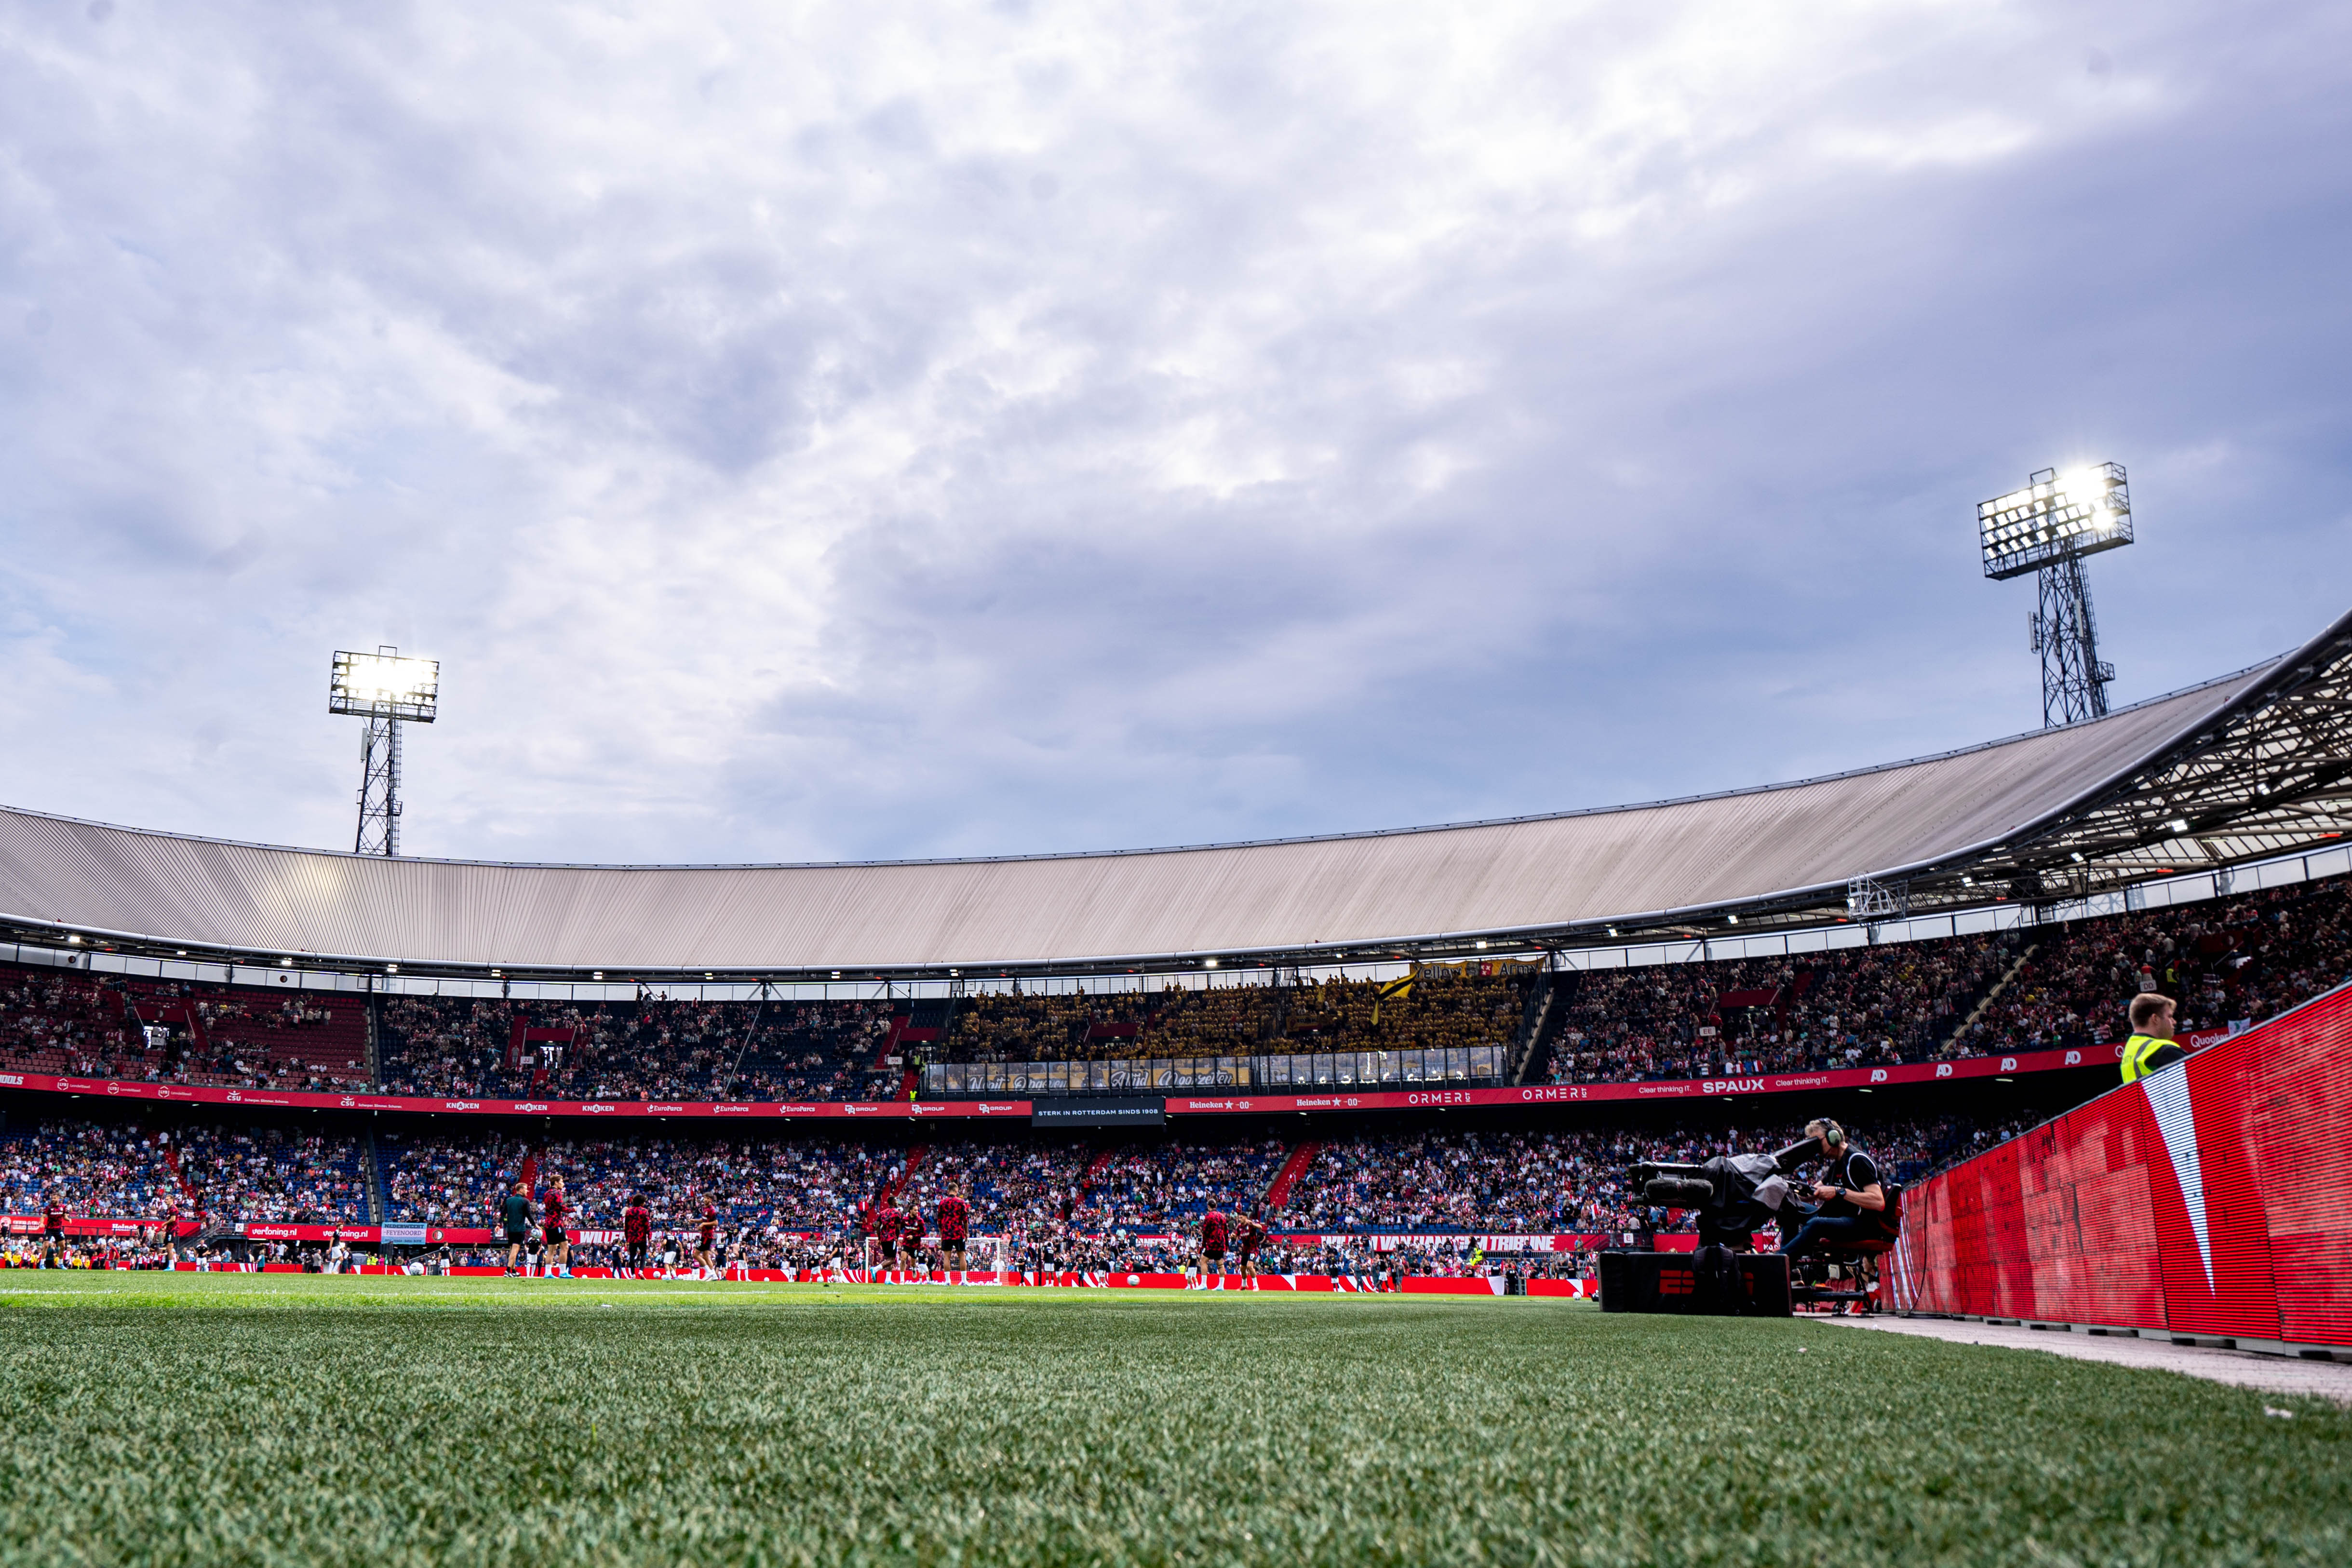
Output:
top-left (2120, 992), bottom-right (2188, 1082)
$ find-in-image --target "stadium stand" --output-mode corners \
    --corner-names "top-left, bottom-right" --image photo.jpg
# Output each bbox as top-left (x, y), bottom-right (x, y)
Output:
top-left (1062, 1139), bottom-right (1291, 1231)
top-left (376, 995), bottom-right (891, 1101)
top-left (377, 1130), bottom-right (913, 1232)
top-left (0, 1121), bottom-right (185, 1218)
top-left (168, 1113), bottom-right (2015, 1247)
top-left (0, 966), bottom-right (365, 1090)
top-left (1949, 876), bottom-right (2352, 1054)
top-left (1547, 871), bottom-right (2352, 1083)
top-left (1275, 1116), bottom-right (2032, 1235)
top-left (1545, 936), bottom-right (2013, 1081)
top-left (175, 1124), bottom-right (369, 1223)
top-left (941, 963), bottom-right (1535, 1064)
top-left (6, 870), bottom-right (2347, 1108)
top-left (0, 1118), bottom-right (366, 1224)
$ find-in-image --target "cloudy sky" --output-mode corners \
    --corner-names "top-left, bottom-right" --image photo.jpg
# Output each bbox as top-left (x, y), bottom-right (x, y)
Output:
top-left (0, 1), bottom-right (2345, 867)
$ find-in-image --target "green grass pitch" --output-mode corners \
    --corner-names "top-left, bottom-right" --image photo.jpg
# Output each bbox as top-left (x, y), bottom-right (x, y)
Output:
top-left (0, 1274), bottom-right (2345, 1566)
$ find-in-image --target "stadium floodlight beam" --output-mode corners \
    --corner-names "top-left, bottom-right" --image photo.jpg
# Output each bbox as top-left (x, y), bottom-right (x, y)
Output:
top-left (1979, 462), bottom-right (2133, 727)
top-left (329, 647), bottom-right (439, 856)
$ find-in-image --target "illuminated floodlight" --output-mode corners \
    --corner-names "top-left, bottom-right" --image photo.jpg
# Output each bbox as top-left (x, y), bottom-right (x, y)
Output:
top-left (1978, 461), bottom-right (2136, 728)
top-left (1978, 461), bottom-right (2132, 581)
top-left (330, 644), bottom-right (439, 856)
top-left (330, 650), bottom-right (440, 722)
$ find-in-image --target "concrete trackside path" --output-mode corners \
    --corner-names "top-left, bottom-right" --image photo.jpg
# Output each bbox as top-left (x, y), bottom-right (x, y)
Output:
top-left (1831, 1314), bottom-right (2352, 1404)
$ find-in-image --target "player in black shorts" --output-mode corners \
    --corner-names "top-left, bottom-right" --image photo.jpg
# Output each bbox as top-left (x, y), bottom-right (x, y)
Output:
top-left (623, 1193), bottom-right (652, 1275)
top-left (937, 1185), bottom-right (970, 1274)
top-left (1230, 1213), bottom-right (1269, 1287)
top-left (500, 1181), bottom-right (534, 1275)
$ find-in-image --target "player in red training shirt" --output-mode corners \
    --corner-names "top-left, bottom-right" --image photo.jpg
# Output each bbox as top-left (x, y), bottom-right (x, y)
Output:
top-left (542, 1175), bottom-right (571, 1278)
top-left (936, 1186), bottom-right (970, 1274)
top-left (875, 1199), bottom-right (902, 1274)
top-left (43, 1195), bottom-right (67, 1269)
top-left (697, 1201), bottom-right (719, 1279)
top-left (1196, 1208), bottom-right (1229, 1289)
top-left (622, 1193), bottom-right (652, 1276)
top-left (1230, 1213), bottom-right (1269, 1286)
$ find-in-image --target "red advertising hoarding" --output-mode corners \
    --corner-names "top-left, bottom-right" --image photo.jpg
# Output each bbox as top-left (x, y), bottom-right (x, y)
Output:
top-left (1888, 982), bottom-right (2352, 1351)
top-left (145, 1263), bottom-right (1575, 1294)
top-left (0, 1075), bottom-right (1041, 1119)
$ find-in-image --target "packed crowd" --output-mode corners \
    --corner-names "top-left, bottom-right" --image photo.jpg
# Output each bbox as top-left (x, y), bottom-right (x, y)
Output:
top-left (1546, 936), bottom-right (2015, 1083)
top-left (1277, 1113), bottom-right (2032, 1235)
top-left (378, 1131), bottom-right (914, 1232)
top-left (1951, 878), bottom-right (2352, 1055)
top-left (377, 996), bottom-right (892, 1101)
top-left (0, 970), bottom-right (133, 1080)
top-left (0, 1097), bottom-right (2044, 1282)
top-left (0, 1119), bottom-right (367, 1224)
top-left (0, 1121), bottom-right (186, 1218)
top-left (943, 963), bottom-right (1535, 1066)
top-left (174, 1125), bottom-right (370, 1223)
top-left (1054, 1139), bottom-right (1291, 1233)
top-left (377, 1110), bottom-right (2024, 1249)
top-left (1546, 873), bottom-right (2352, 1084)
top-left (0, 966), bottom-right (367, 1091)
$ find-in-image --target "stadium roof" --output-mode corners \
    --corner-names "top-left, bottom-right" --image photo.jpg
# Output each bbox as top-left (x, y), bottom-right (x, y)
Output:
top-left (1, 606), bottom-right (2347, 979)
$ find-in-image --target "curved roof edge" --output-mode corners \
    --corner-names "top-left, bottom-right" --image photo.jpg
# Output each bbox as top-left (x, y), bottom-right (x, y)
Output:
top-left (0, 605), bottom-right (2344, 975)
top-left (0, 656), bottom-right (2279, 876)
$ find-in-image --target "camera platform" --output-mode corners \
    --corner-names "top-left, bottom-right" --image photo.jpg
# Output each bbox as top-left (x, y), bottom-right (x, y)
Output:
top-left (1598, 1249), bottom-right (1792, 1317)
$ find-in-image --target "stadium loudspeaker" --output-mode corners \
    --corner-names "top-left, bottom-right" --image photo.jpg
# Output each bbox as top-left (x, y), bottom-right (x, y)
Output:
top-left (1598, 1250), bottom-right (1792, 1317)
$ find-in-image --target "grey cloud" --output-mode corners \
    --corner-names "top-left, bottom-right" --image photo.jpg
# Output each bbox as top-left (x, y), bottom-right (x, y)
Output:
top-left (0, 1), bottom-right (2346, 869)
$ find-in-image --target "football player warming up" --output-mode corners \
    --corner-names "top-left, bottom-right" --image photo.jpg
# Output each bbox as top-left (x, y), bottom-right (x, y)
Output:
top-left (697, 1200), bottom-right (719, 1280)
top-left (500, 1181), bottom-right (534, 1276)
top-left (1230, 1212), bottom-right (1269, 1287)
top-left (542, 1175), bottom-right (572, 1278)
top-left (1196, 1207), bottom-right (1229, 1289)
top-left (937, 1184), bottom-right (970, 1278)
top-left (622, 1192), bottom-right (653, 1277)
top-left (875, 1196), bottom-right (902, 1277)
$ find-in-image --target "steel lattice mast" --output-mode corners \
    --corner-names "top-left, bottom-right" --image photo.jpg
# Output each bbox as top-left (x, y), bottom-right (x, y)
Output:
top-left (330, 646), bottom-right (439, 857)
top-left (1978, 463), bottom-right (2133, 728)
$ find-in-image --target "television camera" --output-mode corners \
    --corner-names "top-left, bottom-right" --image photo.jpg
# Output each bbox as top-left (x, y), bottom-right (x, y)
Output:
top-left (1624, 1134), bottom-right (1903, 1314)
top-left (1626, 1138), bottom-right (1818, 1251)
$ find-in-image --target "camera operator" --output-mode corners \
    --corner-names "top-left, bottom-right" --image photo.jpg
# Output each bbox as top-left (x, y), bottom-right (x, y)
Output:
top-left (1777, 1118), bottom-right (1885, 1257)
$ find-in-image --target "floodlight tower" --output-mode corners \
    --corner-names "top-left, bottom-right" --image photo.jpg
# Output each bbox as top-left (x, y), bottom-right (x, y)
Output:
top-left (329, 647), bottom-right (440, 855)
top-left (1977, 463), bottom-right (2134, 727)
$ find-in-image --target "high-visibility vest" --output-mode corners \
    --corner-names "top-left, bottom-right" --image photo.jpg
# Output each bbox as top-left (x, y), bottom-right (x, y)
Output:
top-left (2120, 1033), bottom-right (2177, 1083)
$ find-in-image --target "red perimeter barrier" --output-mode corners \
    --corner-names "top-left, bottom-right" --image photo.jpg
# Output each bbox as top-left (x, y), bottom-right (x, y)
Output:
top-left (1889, 982), bottom-right (2352, 1351)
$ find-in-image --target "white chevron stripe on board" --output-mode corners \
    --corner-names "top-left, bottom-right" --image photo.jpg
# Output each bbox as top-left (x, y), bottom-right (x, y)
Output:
top-left (2141, 1064), bottom-right (2214, 1291)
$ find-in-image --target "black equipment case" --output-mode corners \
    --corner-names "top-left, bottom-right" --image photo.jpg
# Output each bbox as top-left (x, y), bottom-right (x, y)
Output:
top-left (1598, 1249), bottom-right (1793, 1317)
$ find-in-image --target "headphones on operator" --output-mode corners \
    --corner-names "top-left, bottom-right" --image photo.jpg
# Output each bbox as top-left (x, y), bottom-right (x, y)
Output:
top-left (1806, 1118), bottom-right (1846, 1152)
